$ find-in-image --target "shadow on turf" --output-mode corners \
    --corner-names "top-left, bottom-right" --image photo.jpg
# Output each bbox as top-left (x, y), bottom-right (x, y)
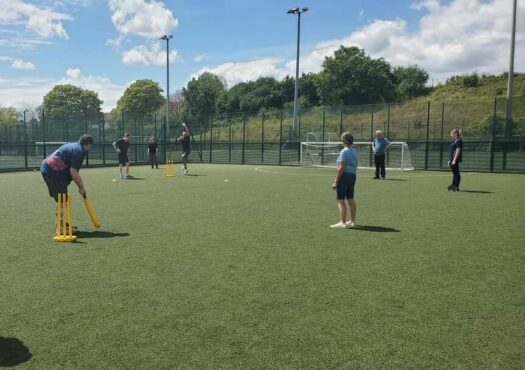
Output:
top-left (351, 225), bottom-right (400, 233)
top-left (459, 190), bottom-right (494, 194)
top-left (0, 337), bottom-right (32, 367)
top-left (75, 231), bottom-right (130, 239)
top-left (122, 177), bottom-right (144, 180)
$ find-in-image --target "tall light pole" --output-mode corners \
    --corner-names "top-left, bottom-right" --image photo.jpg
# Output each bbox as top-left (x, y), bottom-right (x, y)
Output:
top-left (160, 34), bottom-right (173, 139)
top-left (505, 0), bottom-right (517, 134)
top-left (287, 7), bottom-right (308, 136)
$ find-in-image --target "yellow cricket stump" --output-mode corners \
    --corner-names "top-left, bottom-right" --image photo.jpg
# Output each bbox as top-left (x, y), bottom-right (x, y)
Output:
top-left (166, 160), bottom-right (174, 177)
top-left (53, 193), bottom-right (77, 242)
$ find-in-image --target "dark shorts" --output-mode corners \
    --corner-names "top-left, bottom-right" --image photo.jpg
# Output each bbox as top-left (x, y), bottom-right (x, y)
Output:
top-left (42, 172), bottom-right (68, 201)
top-left (118, 154), bottom-right (129, 165)
top-left (336, 172), bottom-right (356, 200)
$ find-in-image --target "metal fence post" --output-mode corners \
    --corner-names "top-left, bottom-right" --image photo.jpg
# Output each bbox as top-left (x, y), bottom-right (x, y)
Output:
top-left (425, 101), bottom-right (430, 170)
top-left (242, 114), bottom-right (246, 164)
top-left (42, 110), bottom-right (46, 158)
top-left (489, 97), bottom-right (497, 172)
top-left (228, 117), bottom-right (232, 162)
top-left (439, 102), bottom-right (445, 168)
top-left (102, 115), bottom-right (106, 165)
top-left (261, 112), bottom-right (265, 162)
top-left (23, 111), bottom-right (28, 169)
top-left (339, 106), bottom-right (343, 135)
top-left (387, 104), bottom-right (390, 139)
top-left (209, 116), bottom-right (213, 163)
top-left (279, 110), bottom-right (283, 165)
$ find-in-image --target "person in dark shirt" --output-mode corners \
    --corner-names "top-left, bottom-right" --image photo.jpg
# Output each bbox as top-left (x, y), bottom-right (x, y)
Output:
top-left (448, 128), bottom-right (463, 192)
top-left (41, 134), bottom-right (94, 232)
top-left (177, 123), bottom-right (191, 175)
top-left (147, 136), bottom-right (159, 169)
top-left (112, 132), bottom-right (133, 179)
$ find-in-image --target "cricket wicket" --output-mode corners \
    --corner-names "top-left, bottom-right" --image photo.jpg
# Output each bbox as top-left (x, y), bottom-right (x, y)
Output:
top-left (166, 160), bottom-right (174, 177)
top-left (53, 193), bottom-right (77, 242)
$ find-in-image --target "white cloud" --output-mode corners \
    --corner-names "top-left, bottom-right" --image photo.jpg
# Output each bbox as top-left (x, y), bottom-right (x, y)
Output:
top-left (193, 53), bottom-right (207, 63)
top-left (108, 0), bottom-right (178, 38)
top-left (195, 0), bottom-right (524, 86)
top-left (65, 67), bottom-right (81, 78)
top-left (121, 42), bottom-right (178, 66)
top-left (0, 69), bottom-right (127, 112)
top-left (194, 58), bottom-right (287, 87)
top-left (0, 0), bottom-right (71, 39)
top-left (11, 58), bottom-right (35, 69)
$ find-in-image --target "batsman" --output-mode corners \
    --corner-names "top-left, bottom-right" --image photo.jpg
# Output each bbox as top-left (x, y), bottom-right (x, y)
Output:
top-left (41, 134), bottom-right (100, 233)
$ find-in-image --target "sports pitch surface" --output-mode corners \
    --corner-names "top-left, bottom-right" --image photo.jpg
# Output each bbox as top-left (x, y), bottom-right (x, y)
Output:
top-left (0, 164), bottom-right (524, 368)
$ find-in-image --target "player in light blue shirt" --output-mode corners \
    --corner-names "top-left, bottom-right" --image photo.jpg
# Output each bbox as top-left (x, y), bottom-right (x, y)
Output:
top-left (331, 132), bottom-right (358, 228)
top-left (371, 130), bottom-right (391, 179)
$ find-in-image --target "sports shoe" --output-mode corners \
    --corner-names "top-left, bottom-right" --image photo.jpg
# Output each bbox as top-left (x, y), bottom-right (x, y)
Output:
top-left (345, 221), bottom-right (356, 227)
top-left (119, 174), bottom-right (124, 179)
top-left (373, 176), bottom-right (380, 179)
top-left (184, 169), bottom-right (188, 175)
top-left (453, 186), bottom-right (460, 192)
top-left (126, 174), bottom-right (134, 179)
top-left (447, 185), bottom-right (454, 191)
top-left (330, 222), bottom-right (347, 229)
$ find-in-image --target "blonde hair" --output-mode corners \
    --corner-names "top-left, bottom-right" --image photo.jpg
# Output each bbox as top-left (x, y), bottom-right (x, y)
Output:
top-left (149, 136), bottom-right (155, 143)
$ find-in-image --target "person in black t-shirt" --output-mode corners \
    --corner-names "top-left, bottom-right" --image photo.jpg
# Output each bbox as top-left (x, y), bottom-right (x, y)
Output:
top-left (147, 136), bottom-right (159, 169)
top-left (448, 128), bottom-right (463, 192)
top-left (112, 132), bottom-right (133, 179)
top-left (177, 123), bottom-right (191, 175)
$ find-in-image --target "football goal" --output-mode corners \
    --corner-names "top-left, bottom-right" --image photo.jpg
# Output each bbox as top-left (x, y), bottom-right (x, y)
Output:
top-left (300, 141), bottom-right (415, 171)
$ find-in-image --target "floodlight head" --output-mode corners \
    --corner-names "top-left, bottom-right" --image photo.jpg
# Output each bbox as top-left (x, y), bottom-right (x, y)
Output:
top-left (302, 7), bottom-right (309, 12)
top-left (287, 7), bottom-right (299, 14)
top-left (160, 35), bottom-right (173, 40)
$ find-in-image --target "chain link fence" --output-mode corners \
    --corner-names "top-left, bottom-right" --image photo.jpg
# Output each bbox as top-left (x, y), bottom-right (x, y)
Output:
top-left (1, 96), bottom-right (524, 173)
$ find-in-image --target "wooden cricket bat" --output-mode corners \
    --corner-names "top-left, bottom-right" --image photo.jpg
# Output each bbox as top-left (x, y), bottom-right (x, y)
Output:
top-left (83, 193), bottom-right (101, 228)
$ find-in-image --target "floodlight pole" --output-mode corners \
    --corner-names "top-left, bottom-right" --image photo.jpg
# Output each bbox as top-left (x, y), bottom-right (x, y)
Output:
top-left (288, 7), bottom-right (308, 136)
top-left (505, 0), bottom-right (517, 134)
top-left (161, 35), bottom-right (173, 139)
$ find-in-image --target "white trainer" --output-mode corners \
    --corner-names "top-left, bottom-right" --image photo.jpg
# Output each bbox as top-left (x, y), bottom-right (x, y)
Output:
top-left (330, 222), bottom-right (347, 229)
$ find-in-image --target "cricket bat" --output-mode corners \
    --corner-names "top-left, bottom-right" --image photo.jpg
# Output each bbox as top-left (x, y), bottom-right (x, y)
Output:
top-left (83, 193), bottom-right (101, 228)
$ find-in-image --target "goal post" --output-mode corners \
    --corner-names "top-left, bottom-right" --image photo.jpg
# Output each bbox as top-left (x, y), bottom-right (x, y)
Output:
top-left (300, 141), bottom-right (414, 171)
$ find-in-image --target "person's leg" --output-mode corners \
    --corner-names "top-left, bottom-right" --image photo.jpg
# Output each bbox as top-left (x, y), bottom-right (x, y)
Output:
top-left (452, 163), bottom-right (460, 189)
top-left (380, 155), bottom-right (386, 179)
top-left (374, 155), bottom-right (380, 178)
top-left (337, 200), bottom-right (347, 223)
top-left (348, 199), bottom-right (356, 224)
top-left (119, 163), bottom-right (123, 178)
top-left (125, 162), bottom-right (130, 175)
top-left (154, 154), bottom-right (159, 169)
top-left (149, 153), bottom-right (154, 168)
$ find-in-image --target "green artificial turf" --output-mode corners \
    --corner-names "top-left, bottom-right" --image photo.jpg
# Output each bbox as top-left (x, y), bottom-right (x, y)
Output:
top-left (0, 164), bottom-right (524, 368)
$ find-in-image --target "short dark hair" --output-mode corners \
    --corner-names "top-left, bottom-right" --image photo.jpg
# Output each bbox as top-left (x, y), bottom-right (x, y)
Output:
top-left (79, 134), bottom-right (94, 146)
top-left (341, 132), bottom-right (353, 145)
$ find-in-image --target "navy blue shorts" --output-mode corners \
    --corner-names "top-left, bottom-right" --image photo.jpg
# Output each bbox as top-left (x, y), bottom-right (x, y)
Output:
top-left (118, 154), bottom-right (129, 165)
top-left (336, 172), bottom-right (356, 200)
top-left (42, 172), bottom-right (68, 202)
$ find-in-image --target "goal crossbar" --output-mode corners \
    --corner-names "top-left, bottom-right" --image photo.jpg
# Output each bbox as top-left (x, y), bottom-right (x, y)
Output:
top-left (300, 141), bottom-right (414, 171)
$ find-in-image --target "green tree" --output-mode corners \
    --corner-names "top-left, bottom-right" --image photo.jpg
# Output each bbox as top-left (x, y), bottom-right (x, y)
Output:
top-left (42, 84), bottom-right (103, 117)
top-left (393, 65), bottom-right (429, 101)
top-left (0, 107), bottom-right (21, 125)
top-left (116, 79), bottom-right (164, 117)
top-left (182, 72), bottom-right (226, 115)
top-left (298, 73), bottom-right (320, 107)
top-left (317, 46), bottom-right (395, 105)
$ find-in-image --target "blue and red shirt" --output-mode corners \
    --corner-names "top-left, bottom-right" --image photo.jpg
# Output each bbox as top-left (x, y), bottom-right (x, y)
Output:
top-left (40, 142), bottom-right (86, 183)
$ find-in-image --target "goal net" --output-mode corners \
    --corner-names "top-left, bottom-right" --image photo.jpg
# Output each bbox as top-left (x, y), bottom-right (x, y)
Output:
top-left (300, 141), bottom-right (414, 171)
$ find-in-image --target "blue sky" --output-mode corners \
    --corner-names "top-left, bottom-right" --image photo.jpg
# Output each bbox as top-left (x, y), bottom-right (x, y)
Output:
top-left (0, 0), bottom-right (523, 111)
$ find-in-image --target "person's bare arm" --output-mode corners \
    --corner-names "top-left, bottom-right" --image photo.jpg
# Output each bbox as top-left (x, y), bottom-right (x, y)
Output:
top-left (70, 168), bottom-right (85, 197)
top-left (332, 162), bottom-right (346, 190)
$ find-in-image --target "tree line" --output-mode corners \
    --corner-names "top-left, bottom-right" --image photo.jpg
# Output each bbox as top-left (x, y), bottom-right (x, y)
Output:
top-left (1, 46), bottom-right (434, 124)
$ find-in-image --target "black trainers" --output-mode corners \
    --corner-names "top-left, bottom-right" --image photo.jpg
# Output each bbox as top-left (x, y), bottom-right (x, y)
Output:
top-left (373, 176), bottom-right (380, 179)
top-left (447, 185), bottom-right (454, 191)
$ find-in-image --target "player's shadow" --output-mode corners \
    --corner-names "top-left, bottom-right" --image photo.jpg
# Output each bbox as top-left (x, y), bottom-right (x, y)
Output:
top-left (384, 178), bottom-right (408, 182)
top-left (351, 225), bottom-right (400, 233)
top-left (75, 231), bottom-right (130, 239)
top-left (460, 190), bottom-right (494, 194)
top-left (123, 177), bottom-right (144, 180)
top-left (0, 337), bottom-right (32, 367)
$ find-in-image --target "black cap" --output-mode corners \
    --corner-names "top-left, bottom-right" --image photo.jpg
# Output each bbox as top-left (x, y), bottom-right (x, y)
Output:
top-left (79, 134), bottom-right (94, 146)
